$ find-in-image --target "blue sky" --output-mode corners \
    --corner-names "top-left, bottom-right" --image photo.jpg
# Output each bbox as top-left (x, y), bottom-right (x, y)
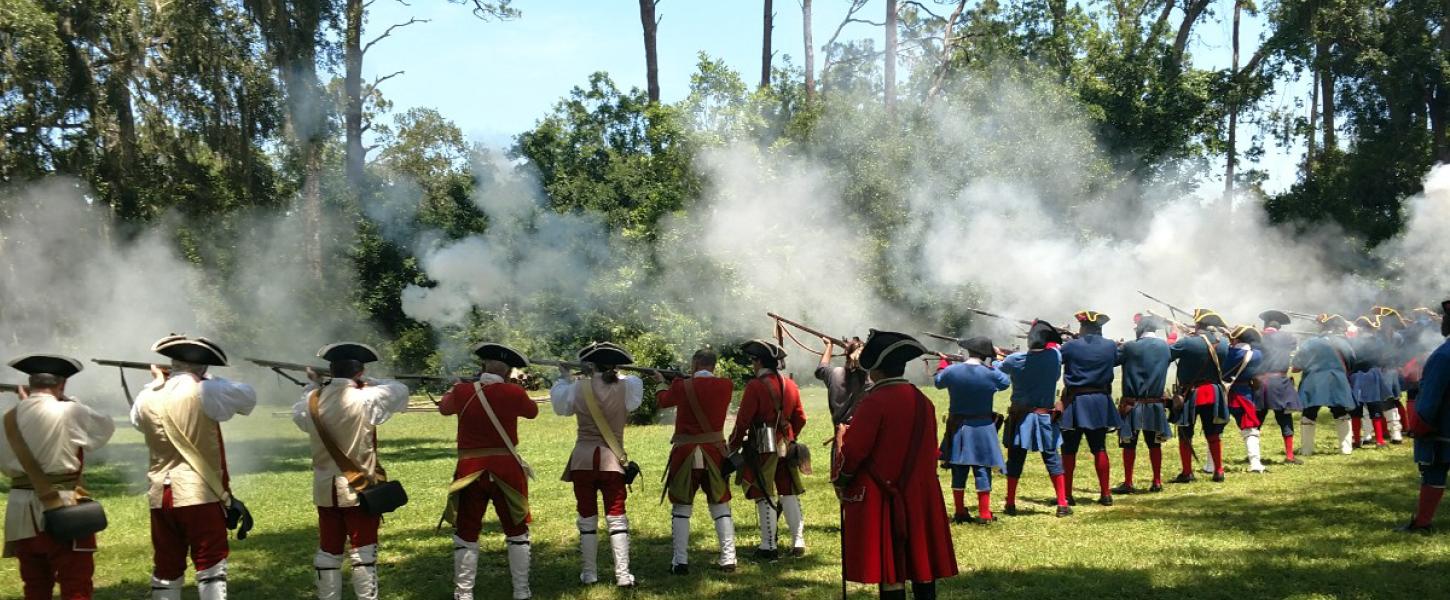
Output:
top-left (366, 1), bottom-right (1304, 193)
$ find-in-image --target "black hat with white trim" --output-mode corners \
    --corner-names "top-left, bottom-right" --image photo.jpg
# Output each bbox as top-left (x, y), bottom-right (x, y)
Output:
top-left (741, 339), bottom-right (788, 363)
top-left (8, 354), bottom-right (83, 378)
top-left (578, 342), bottom-right (633, 367)
top-left (151, 334), bottom-right (229, 366)
top-left (859, 330), bottom-right (928, 372)
top-left (317, 342), bottom-right (381, 364)
top-left (473, 343), bottom-right (529, 369)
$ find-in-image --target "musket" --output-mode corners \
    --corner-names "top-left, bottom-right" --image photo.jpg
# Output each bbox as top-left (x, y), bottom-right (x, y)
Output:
top-left (243, 357), bottom-right (337, 387)
top-left (1285, 310), bottom-right (1320, 320)
top-left (391, 374), bottom-right (480, 384)
top-left (531, 358), bottom-right (686, 380)
top-left (967, 308), bottom-right (1077, 339)
top-left (0, 383), bottom-right (19, 394)
top-left (921, 331), bottom-right (962, 345)
top-left (1137, 290), bottom-right (1191, 321)
top-left (91, 359), bottom-right (164, 371)
top-left (766, 312), bottom-right (849, 347)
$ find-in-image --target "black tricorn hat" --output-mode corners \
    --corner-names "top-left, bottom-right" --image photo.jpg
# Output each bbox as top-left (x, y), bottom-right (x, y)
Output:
top-left (151, 334), bottom-right (229, 366)
top-left (473, 343), bottom-right (528, 369)
top-left (1316, 314), bottom-right (1349, 332)
top-left (1230, 325), bottom-right (1262, 344)
top-left (1074, 311), bottom-right (1110, 326)
top-left (8, 354), bottom-right (83, 378)
top-left (960, 336), bottom-right (995, 359)
top-left (1192, 309), bottom-right (1226, 329)
top-left (1258, 310), bottom-right (1291, 328)
top-left (578, 342), bottom-right (633, 367)
top-left (859, 330), bottom-right (928, 371)
top-left (1027, 320), bottom-right (1061, 350)
top-left (741, 339), bottom-right (787, 362)
top-left (1135, 314), bottom-right (1164, 337)
top-left (317, 342), bottom-right (381, 364)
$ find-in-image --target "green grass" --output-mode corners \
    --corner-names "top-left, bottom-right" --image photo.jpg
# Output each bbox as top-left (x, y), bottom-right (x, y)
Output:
top-left (3, 386), bottom-right (1448, 599)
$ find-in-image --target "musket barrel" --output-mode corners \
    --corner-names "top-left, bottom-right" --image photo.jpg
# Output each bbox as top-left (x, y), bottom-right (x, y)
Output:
top-left (921, 332), bottom-right (961, 344)
top-left (766, 312), bottom-right (848, 346)
top-left (91, 359), bottom-right (163, 371)
top-left (244, 357), bottom-right (331, 375)
top-left (532, 358), bottom-right (685, 379)
top-left (0, 383), bottom-right (19, 393)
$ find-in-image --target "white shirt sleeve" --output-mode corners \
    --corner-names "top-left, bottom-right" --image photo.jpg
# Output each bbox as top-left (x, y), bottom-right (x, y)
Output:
top-left (67, 400), bottom-right (116, 451)
top-left (130, 380), bottom-right (166, 429)
top-left (199, 377), bottom-right (258, 422)
top-left (356, 378), bottom-right (412, 426)
top-left (622, 376), bottom-right (644, 412)
top-left (551, 378), bottom-right (577, 416)
top-left (291, 384), bottom-right (317, 434)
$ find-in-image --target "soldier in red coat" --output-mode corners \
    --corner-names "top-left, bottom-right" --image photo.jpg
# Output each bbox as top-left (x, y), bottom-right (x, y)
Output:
top-left (653, 348), bottom-right (736, 574)
top-left (728, 339), bottom-right (808, 560)
top-left (438, 343), bottom-right (539, 600)
top-left (837, 330), bottom-right (958, 600)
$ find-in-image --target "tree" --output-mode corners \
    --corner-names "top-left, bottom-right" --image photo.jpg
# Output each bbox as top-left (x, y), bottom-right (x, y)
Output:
top-left (802, 0), bottom-right (815, 101)
top-left (639, 0), bottom-right (661, 103)
top-left (885, 0), bottom-right (898, 114)
top-left (761, 0), bottom-right (774, 89)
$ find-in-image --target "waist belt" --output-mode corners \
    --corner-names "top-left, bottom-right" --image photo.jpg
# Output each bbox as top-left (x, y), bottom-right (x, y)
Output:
top-left (671, 432), bottom-right (726, 446)
top-left (1122, 397), bottom-right (1166, 404)
top-left (1062, 386), bottom-right (1112, 405)
top-left (9, 473), bottom-right (81, 490)
top-left (457, 448), bottom-right (511, 459)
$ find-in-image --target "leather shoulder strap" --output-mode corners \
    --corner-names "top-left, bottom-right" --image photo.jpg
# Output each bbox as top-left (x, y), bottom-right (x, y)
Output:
top-left (580, 379), bottom-right (628, 465)
top-left (155, 394), bottom-right (232, 503)
top-left (4, 408), bottom-right (63, 510)
top-left (763, 374), bottom-right (786, 428)
top-left (471, 381), bottom-right (535, 480)
top-left (681, 378), bottom-right (713, 433)
top-left (308, 389), bottom-right (372, 490)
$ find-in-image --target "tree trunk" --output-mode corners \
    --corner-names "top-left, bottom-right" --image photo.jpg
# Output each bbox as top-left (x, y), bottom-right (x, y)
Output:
top-left (1171, 0), bottom-right (1210, 69)
top-left (639, 0), bottom-right (660, 103)
top-left (760, 0), bottom-right (773, 89)
top-left (802, 0), bottom-right (814, 102)
top-left (345, 0), bottom-right (365, 192)
top-left (1224, 0), bottom-right (1240, 198)
top-left (1049, 0), bottom-right (1069, 81)
top-left (885, 0), bottom-right (897, 115)
top-left (1317, 39), bottom-right (1336, 152)
top-left (926, 0), bottom-right (969, 99)
top-left (1434, 3), bottom-right (1450, 163)
top-left (1306, 66), bottom-right (1319, 176)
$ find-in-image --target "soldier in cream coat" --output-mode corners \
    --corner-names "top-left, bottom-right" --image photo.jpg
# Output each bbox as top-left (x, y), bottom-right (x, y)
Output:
top-left (291, 343), bottom-right (409, 600)
top-left (0, 354), bottom-right (115, 600)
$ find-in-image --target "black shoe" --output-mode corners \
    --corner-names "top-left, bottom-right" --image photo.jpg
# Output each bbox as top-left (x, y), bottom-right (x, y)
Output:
top-left (789, 547), bottom-right (806, 558)
top-left (1004, 504), bottom-right (1018, 516)
top-left (1066, 495), bottom-right (1078, 507)
top-left (753, 548), bottom-right (779, 561)
top-left (1284, 457), bottom-right (1304, 465)
top-left (1169, 473), bottom-right (1196, 484)
top-left (953, 512), bottom-right (974, 525)
top-left (975, 516), bottom-right (997, 525)
top-left (1111, 483), bottom-right (1138, 495)
top-left (1392, 439), bottom-right (1405, 445)
top-left (1056, 505), bottom-right (1073, 518)
top-left (1097, 495), bottom-right (1114, 506)
top-left (1396, 518), bottom-right (1432, 534)
top-left (1212, 472), bottom-right (1226, 483)
top-left (1148, 483), bottom-right (1164, 493)
top-left (717, 563), bottom-right (737, 573)
top-left (670, 564), bottom-right (689, 576)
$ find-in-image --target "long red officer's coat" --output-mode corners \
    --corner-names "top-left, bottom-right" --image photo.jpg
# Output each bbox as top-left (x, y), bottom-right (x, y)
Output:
top-left (839, 380), bottom-right (959, 584)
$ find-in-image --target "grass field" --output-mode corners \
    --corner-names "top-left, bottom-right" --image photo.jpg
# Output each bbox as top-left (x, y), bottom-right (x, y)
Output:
top-left (3, 384), bottom-right (1448, 599)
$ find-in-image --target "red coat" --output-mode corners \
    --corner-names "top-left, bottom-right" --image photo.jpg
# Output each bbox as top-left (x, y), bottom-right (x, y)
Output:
top-left (728, 373), bottom-right (806, 449)
top-left (657, 375), bottom-right (734, 475)
top-left (839, 381), bottom-right (958, 585)
top-left (439, 380), bottom-right (538, 487)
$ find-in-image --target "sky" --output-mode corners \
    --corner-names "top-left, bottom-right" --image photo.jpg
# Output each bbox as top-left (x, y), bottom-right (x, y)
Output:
top-left (366, 0), bottom-right (1307, 194)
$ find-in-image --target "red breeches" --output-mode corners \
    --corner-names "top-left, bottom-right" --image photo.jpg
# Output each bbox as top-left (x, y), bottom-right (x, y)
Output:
top-left (150, 492), bottom-right (229, 580)
top-left (16, 532), bottom-right (95, 600)
top-left (317, 506), bottom-right (381, 554)
top-left (454, 478), bottom-right (529, 541)
top-left (571, 470), bottom-right (628, 517)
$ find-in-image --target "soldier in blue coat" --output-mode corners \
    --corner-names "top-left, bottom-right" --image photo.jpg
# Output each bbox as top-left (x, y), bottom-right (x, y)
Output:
top-left (934, 337), bottom-right (1009, 524)
top-left (998, 321), bottom-right (1071, 518)
top-left (1257, 311), bottom-right (1303, 464)
top-left (1112, 315), bottom-right (1173, 494)
top-left (1369, 308), bottom-right (1408, 445)
top-left (1058, 311), bottom-right (1120, 506)
top-left (1224, 326), bottom-right (1268, 473)
top-left (1169, 309), bottom-right (1231, 483)
top-left (1399, 300), bottom-right (1450, 533)
top-left (1294, 315), bottom-right (1358, 456)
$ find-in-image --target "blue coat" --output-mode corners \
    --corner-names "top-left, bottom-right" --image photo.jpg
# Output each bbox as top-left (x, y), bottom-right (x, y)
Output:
top-left (1059, 335), bottom-right (1119, 431)
top-left (1117, 336), bottom-right (1171, 398)
top-left (1171, 332), bottom-right (1229, 385)
top-left (1294, 335), bottom-right (1356, 410)
top-left (934, 361), bottom-right (1009, 417)
top-left (1414, 338), bottom-right (1450, 465)
top-left (1260, 331), bottom-right (1297, 373)
top-left (999, 349), bottom-right (1062, 410)
top-left (1223, 344), bottom-right (1262, 396)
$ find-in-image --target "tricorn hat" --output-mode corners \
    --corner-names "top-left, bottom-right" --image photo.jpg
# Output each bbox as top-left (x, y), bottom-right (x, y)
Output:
top-left (473, 342), bottom-right (529, 369)
top-left (8, 354), bottom-right (83, 378)
top-left (152, 334), bottom-right (229, 366)
top-left (741, 339), bottom-right (787, 363)
top-left (1074, 311), bottom-right (1110, 326)
top-left (1134, 314), bottom-right (1164, 337)
top-left (317, 342), bottom-right (381, 364)
top-left (1354, 315), bottom-right (1382, 331)
top-left (1192, 309), bottom-right (1226, 329)
top-left (1230, 325), bottom-right (1262, 345)
top-left (1027, 320), bottom-right (1061, 350)
top-left (1371, 306), bottom-right (1406, 330)
top-left (1258, 310), bottom-right (1291, 329)
top-left (859, 330), bottom-right (928, 372)
top-left (1316, 314), bottom-right (1349, 332)
top-left (578, 342), bottom-right (633, 367)
top-left (960, 336), bottom-right (995, 359)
